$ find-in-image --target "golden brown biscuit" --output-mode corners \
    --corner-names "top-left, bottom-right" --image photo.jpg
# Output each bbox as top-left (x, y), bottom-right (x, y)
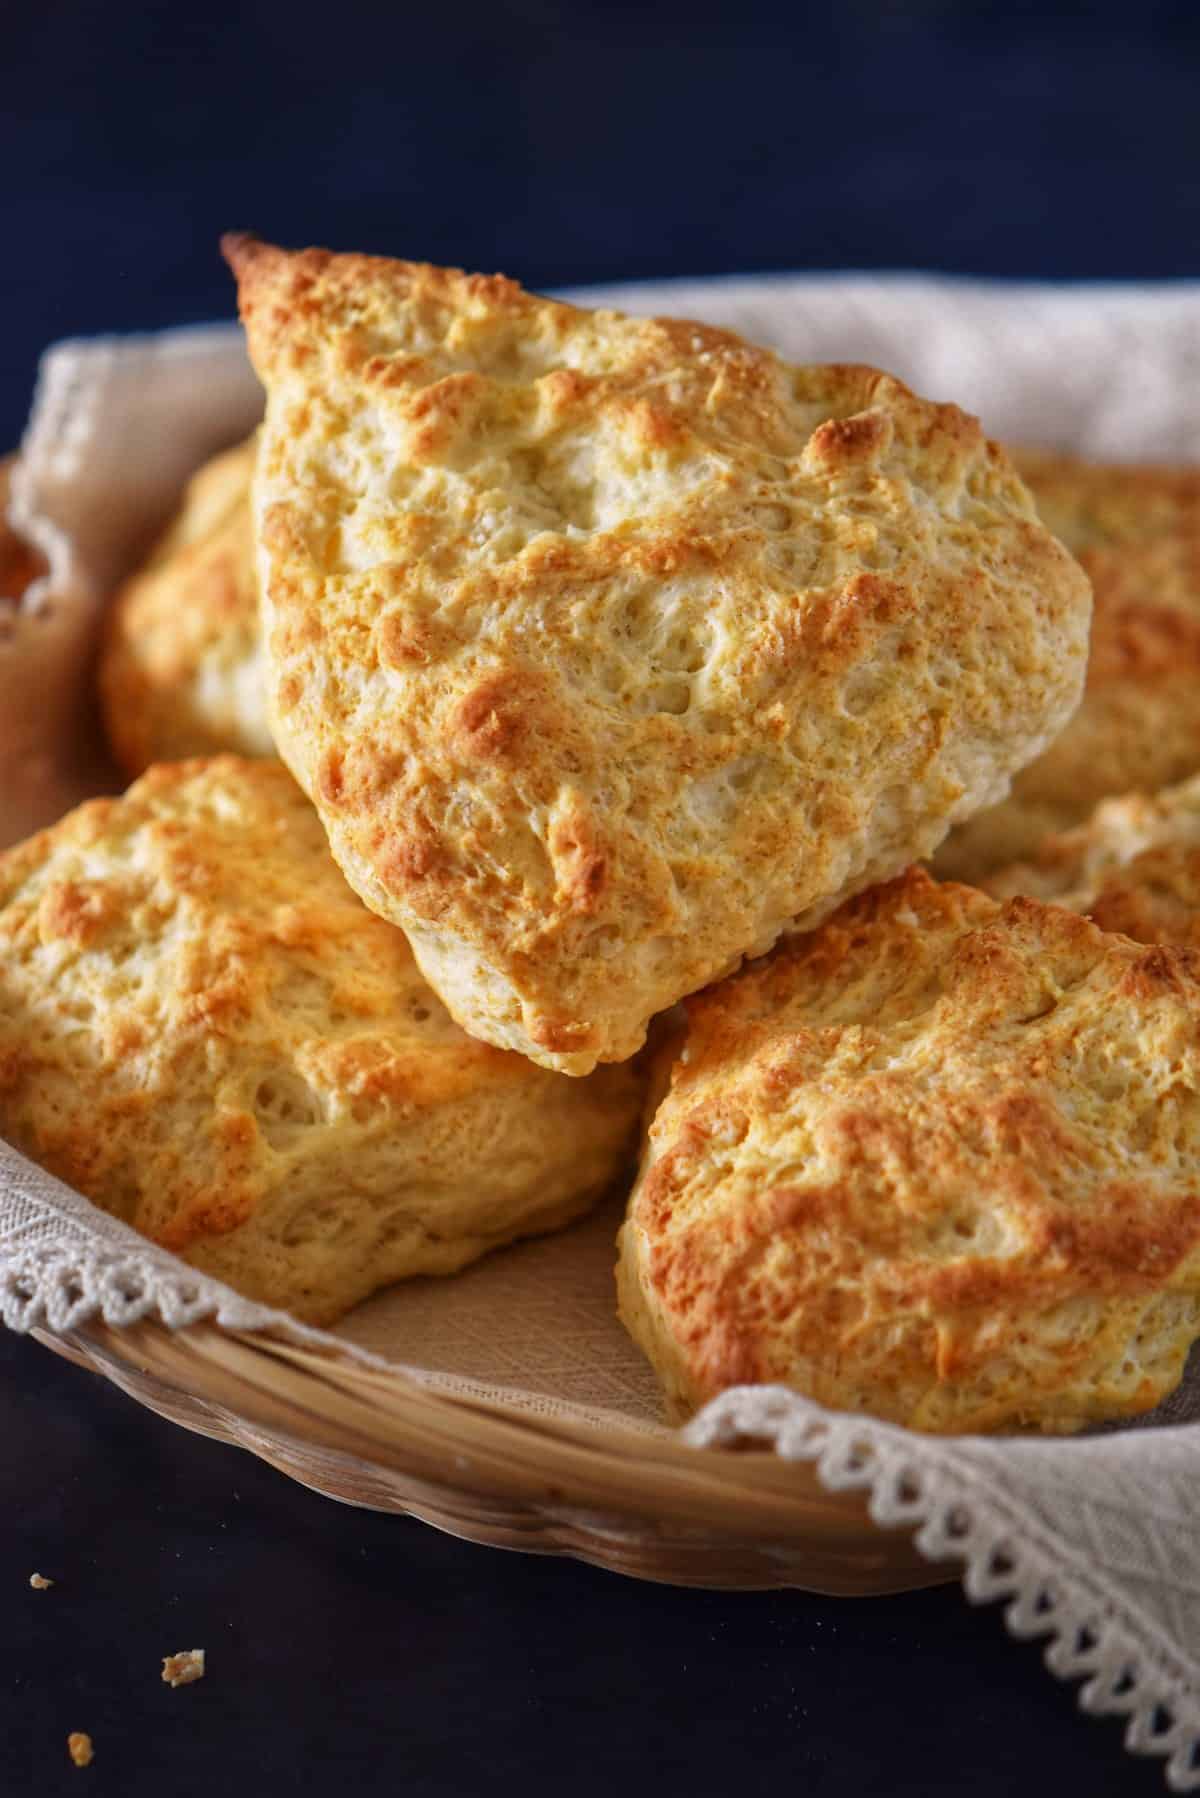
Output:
top-left (618, 867), bottom-right (1200, 1433)
top-left (99, 438), bottom-right (269, 776)
top-left (225, 235), bottom-right (1090, 1075)
top-left (0, 757), bottom-right (639, 1323)
top-left (986, 774), bottom-right (1200, 949)
top-left (936, 450), bottom-right (1200, 879)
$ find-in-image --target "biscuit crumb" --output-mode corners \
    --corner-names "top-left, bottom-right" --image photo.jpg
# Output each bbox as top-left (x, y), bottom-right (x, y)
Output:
top-left (67, 1733), bottom-right (93, 1768)
top-left (29, 1572), bottom-right (53, 1590)
top-left (161, 1648), bottom-right (206, 1688)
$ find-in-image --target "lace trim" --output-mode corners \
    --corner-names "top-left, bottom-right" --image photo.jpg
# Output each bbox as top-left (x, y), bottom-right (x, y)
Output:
top-left (688, 1390), bottom-right (1200, 1791)
top-left (1, 1242), bottom-right (259, 1335)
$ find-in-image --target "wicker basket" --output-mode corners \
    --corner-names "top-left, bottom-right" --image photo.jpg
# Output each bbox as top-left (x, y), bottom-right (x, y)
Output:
top-left (31, 1315), bottom-right (941, 1594)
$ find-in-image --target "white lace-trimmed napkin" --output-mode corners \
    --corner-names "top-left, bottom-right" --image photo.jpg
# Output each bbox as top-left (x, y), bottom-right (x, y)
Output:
top-left (3, 276), bottom-right (1200, 1789)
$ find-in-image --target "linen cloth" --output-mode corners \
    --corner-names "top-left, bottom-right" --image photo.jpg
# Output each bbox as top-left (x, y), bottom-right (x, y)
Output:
top-left (3, 276), bottom-right (1199, 1788)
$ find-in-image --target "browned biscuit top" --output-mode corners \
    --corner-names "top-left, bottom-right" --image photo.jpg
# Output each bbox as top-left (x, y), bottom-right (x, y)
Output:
top-left (0, 756), bottom-right (639, 1322)
top-left (619, 867), bottom-right (1200, 1432)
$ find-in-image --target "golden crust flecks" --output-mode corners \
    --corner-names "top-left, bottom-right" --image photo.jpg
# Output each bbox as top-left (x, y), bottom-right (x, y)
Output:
top-left (226, 235), bottom-right (1090, 1074)
top-left (618, 867), bottom-right (1200, 1433)
top-left (99, 438), bottom-right (269, 776)
top-left (987, 773), bottom-right (1200, 950)
top-left (0, 757), bottom-right (639, 1323)
top-left (937, 450), bottom-right (1200, 879)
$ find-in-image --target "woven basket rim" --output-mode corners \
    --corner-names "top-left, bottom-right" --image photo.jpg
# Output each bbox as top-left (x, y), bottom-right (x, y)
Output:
top-left (21, 1310), bottom-right (952, 1594)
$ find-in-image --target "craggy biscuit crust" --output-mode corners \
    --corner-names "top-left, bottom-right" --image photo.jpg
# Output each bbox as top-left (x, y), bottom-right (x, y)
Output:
top-left (99, 438), bottom-right (270, 775)
top-left (0, 758), bottom-right (639, 1322)
top-left (618, 868), bottom-right (1200, 1432)
top-left (937, 450), bottom-right (1200, 879)
top-left (226, 236), bottom-right (1089, 1073)
top-left (987, 774), bottom-right (1200, 949)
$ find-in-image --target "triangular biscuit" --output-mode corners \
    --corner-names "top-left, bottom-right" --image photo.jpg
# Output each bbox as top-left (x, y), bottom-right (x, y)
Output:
top-left (226, 236), bottom-right (1090, 1073)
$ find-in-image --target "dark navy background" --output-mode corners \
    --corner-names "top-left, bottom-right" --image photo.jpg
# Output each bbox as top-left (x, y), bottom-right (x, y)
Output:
top-left (5, 0), bottom-right (1200, 448)
top-left (5, 2), bottom-right (1197, 1792)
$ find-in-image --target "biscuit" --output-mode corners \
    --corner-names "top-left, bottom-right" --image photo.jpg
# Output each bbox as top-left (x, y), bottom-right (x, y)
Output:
top-left (224, 235), bottom-right (1090, 1074)
top-left (986, 774), bottom-right (1200, 948)
top-left (617, 867), bottom-right (1200, 1433)
top-left (936, 450), bottom-right (1200, 879)
top-left (99, 438), bottom-right (269, 775)
top-left (0, 757), bottom-right (640, 1323)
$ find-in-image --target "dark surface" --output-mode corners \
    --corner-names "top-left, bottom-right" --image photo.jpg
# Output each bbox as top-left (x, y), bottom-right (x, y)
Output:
top-left (4, 0), bottom-right (1200, 447)
top-left (3, 1327), bottom-right (1167, 1797)
top-left (5, 4), bottom-right (1197, 1792)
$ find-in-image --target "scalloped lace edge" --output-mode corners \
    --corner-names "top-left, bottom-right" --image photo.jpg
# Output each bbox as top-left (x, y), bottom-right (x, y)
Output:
top-left (5, 1246), bottom-right (1198, 1791)
top-left (0, 1241), bottom-right (289, 1336)
top-left (687, 1389), bottom-right (1200, 1791)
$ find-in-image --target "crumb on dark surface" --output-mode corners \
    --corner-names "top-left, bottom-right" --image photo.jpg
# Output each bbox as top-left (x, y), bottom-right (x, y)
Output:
top-left (67, 1731), bottom-right (93, 1768)
top-left (161, 1649), bottom-right (206, 1688)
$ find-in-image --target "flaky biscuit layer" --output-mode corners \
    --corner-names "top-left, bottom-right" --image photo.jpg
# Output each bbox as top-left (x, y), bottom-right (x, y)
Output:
top-left (987, 773), bottom-right (1200, 950)
top-left (100, 438), bottom-right (270, 775)
top-left (937, 450), bottom-right (1200, 879)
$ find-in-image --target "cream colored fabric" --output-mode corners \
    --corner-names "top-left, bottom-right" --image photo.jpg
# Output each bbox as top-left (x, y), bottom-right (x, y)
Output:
top-left (4, 281), bottom-right (1200, 1790)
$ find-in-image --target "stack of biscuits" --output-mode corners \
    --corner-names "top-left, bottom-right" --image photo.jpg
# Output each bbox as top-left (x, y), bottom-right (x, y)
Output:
top-left (4, 235), bottom-right (1200, 1436)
